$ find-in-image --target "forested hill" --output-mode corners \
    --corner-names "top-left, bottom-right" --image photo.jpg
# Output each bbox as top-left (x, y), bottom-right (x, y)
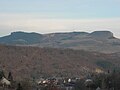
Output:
top-left (0, 45), bottom-right (120, 80)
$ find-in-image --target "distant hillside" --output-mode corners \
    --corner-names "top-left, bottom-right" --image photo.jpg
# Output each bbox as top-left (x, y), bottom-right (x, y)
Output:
top-left (0, 31), bottom-right (120, 53)
top-left (88, 31), bottom-right (114, 39)
top-left (0, 31), bottom-right (43, 45)
top-left (0, 45), bottom-right (120, 80)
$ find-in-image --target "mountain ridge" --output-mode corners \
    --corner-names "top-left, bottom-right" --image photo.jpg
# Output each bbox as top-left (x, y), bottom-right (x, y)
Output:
top-left (0, 31), bottom-right (120, 53)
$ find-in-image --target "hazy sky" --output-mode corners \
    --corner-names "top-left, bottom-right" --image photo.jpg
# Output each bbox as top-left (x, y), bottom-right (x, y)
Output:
top-left (0, 0), bottom-right (120, 37)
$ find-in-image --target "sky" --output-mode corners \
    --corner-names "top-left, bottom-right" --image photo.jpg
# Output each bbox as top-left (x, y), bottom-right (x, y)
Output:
top-left (0, 0), bottom-right (120, 37)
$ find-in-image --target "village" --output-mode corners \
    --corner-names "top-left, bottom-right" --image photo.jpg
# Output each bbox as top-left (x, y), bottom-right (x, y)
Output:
top-left (0, 69), bottom-right (120, 90)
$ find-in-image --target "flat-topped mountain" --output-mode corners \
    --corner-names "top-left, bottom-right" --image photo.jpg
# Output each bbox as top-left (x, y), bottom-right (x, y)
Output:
top-left (0, 31), bottom-right (120, 53)
top-left (0, 31), bottom-right (43, 44)
top-left (89, 31), bottom-right (114, 39)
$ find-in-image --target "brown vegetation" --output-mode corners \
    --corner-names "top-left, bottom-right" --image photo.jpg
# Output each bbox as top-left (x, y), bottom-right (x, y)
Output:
top-left (0, 44), bottom-right (120, 80)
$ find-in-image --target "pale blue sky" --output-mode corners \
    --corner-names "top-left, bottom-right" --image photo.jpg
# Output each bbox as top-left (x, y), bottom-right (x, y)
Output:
top-left (0, 0), bottom-right (120, 18)
top-left (0, 0), bottom-right (120, 37)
